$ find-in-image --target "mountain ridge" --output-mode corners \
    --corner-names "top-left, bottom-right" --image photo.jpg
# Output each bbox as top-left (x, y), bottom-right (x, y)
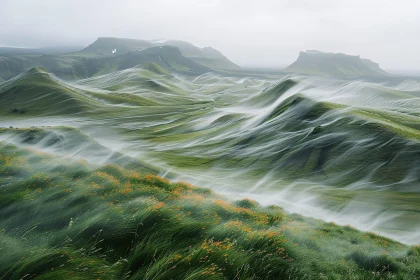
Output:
top-left (0, 37), bottom-right (240, 81)
top-left (78, 37), bottom-right (240, 70)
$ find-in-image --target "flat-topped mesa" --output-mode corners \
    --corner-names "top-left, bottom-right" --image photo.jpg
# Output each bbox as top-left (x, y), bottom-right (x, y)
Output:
top-left (284, 50), bottom-right (389, 77)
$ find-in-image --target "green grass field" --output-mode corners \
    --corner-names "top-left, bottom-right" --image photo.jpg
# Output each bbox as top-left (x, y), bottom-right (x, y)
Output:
top-left (1, 141), bottom-right (420, 279)
top-left (1, 44), bottom-right (420, 280)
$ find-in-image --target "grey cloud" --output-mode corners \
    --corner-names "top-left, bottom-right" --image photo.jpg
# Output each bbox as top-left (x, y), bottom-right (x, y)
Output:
top-left (1, 0), bottom-right (419, 70)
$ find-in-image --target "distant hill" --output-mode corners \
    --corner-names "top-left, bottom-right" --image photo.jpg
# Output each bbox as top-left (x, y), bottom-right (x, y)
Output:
top-left (0, 37), bottom-right (240, 81)
top-left (78, 37), bottom-right (239, 70)
top-left (90, 46), bottom-right (211, 76)
top-left (0, 45), bottom-right (211, 81)
top-left (159, 40), bottom-right (240, 69)
top-left (0, 67), bottom-right (100, 116)
top-left (77, 37), bottom-right (155, 55)
top-left (284, 50), bottom-right (389, 77)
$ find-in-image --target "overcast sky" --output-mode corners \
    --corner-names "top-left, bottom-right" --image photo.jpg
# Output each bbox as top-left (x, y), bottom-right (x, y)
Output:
top-left (1, 0), bottom-right (419, 70)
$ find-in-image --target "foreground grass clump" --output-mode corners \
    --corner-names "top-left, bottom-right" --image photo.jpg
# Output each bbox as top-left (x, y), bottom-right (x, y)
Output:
top-left (0, 142), bottom-right (420, 279)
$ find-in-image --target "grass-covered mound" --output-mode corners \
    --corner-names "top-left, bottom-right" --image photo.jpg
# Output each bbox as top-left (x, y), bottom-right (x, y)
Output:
top-left (0, 68), bottom-right (101, 116)
top-left (1, 141), bottom-right (420, 279)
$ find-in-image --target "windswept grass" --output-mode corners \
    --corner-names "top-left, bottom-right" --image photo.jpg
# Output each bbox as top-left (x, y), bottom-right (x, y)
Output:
top-left (0, 141), bottom-right (420, 279)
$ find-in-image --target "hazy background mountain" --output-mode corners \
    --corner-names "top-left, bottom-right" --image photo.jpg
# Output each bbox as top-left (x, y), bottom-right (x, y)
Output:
top-left (1, 0), bottom-right (420, 72)
top-left (0, 37), bottom-right (402, 82)
top-left (284, 50), bottom-right (389, 77)
top-left (78, 37), bottom-right (239, 69)
top-left (0, 46), bottom-right (83, 55)
top-left (0, 37), bottom-right (241, 81)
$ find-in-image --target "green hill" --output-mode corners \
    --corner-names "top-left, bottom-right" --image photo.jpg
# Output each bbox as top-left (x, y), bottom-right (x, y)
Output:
top-left (137, 61), bottom-right (172, 76)
top-left (1, 140), bottom-right (420, 279)
top-left (284, 50), bottom-right (389, 77)
top-left (0, 67), bottom-right (183, 114)
top-left (0, 54), bottom-right (98, 81)
top-left (0, 67), bottom-right (101, 116)
top-left (0, 55), bottom-right (32, 81)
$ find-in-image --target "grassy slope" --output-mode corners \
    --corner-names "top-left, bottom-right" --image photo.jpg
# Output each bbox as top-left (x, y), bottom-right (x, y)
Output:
top-left (0, 67), bottom-right (180, 116)
top-left (144, 91), bottom-right (420, 190)
top-left (0, 68), bottom-right (101, 116)
top-left (2, 69), bottom-right (419, 190)
top-left (0, 141), bottom-right (420, 279)
top-left (0, 55), bottom-right (32, 81)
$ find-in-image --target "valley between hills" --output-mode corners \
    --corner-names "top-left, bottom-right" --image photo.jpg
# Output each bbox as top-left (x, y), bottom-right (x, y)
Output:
top-left (1, 37), bottom-right (420, 279)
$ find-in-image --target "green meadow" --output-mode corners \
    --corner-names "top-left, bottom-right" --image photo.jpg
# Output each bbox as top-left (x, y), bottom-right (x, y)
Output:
top-left (1, 142), bottom-right (420, 279)
top-left (1, 38), bottom-right (420, 279)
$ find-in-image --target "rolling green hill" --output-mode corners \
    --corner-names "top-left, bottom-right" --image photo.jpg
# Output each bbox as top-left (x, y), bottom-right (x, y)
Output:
top-left (0, 67), bottom-right (102, 116)
top-left (137, 61), bottom-right (172, 76)
top-left (0, 55), bottom-right (32, 81)
top-left (284, 50), bottom-right (389, 77)
top-left (1, 140), bottom-right (419, 279)
top-left (1, 59), bottom-right (420, 279)
top-left (0, 67), bottom-right (193, 114)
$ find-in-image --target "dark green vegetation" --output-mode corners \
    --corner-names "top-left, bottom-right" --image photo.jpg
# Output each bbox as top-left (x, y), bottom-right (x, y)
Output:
top-left (1, 67), bottom-right (419, 186)
top-left (1, 42), bottom-right (420, 279)
top-left (1, 66), bottom-right (420, 242)
top-left (1, 141), bottom-right (420, 279)
top-left (284, 50), bottom-right (389, 77)
top-left (0, 68), bottom-right (102, 115)
top-left (0, 66), bottom-right (200, 116)
top-left (133, 78), bottom-right (420, 191)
